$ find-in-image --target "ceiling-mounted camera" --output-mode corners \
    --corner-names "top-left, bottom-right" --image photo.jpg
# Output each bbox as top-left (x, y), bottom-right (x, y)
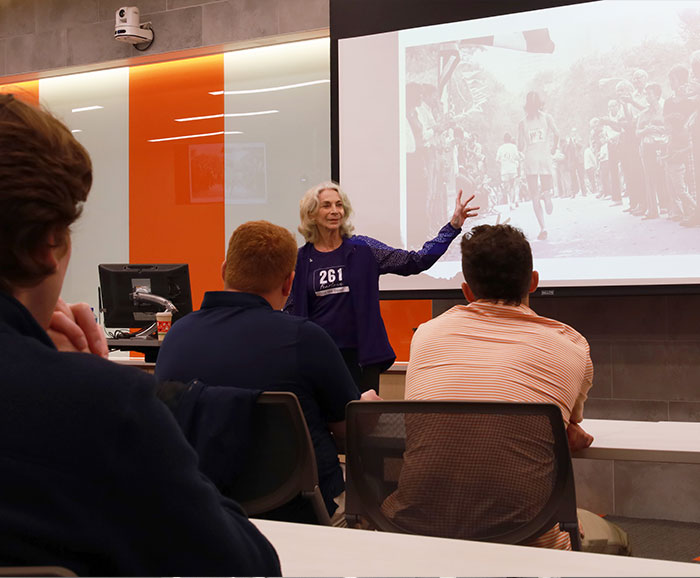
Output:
top-left (114, 6), bottom-right (154, 49)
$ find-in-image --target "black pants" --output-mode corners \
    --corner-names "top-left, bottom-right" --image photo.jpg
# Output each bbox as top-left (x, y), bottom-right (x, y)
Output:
top-left (340, 348), bottom-right (382, 393)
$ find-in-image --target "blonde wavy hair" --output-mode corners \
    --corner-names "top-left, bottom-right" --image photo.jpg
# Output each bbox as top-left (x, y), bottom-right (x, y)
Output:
top-left (298, 181), bottom-right (355, 244)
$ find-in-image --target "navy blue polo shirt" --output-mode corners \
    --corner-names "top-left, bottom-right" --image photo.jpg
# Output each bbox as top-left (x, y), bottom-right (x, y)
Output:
top-left (155, 291), bottom-right (361, 514)
top-left (0, 291), bottom-right (280, 576)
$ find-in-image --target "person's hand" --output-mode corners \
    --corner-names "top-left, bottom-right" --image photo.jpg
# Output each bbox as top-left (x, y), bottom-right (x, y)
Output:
top-left (566, 422), bottom-right (594, 452)
top-left (48, 298), bottom-right (109, 358)
top-left (495, 213), bottom-right (511, 226)
top-left (360, 389), bottom-right (383, 401)
top-left (450, 189), bottom-right (480, 229)
top-left (357, 390), bottom-right (383, 433)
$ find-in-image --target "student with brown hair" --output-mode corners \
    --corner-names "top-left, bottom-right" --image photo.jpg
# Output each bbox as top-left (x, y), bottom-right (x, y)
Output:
top-left (386, 224), bottom-right (629, 554)
top-left (0, 94), bottom-right (280, 576)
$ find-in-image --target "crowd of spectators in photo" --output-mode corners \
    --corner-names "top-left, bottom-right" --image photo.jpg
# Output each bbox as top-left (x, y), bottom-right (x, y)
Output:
top-left (408, 50), bottom-right (700, 231)
top-left (581, 60), bottom-right (700, 227)
top-left (406, 81), bottom-right (495, 238)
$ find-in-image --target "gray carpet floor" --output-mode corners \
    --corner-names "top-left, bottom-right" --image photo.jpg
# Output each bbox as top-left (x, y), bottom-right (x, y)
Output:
top-left (605, 516), bottom-right (700, 563)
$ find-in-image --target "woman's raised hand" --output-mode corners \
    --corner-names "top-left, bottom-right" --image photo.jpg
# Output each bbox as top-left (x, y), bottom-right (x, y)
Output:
top-left (450, 189), bottom-right (480, 229)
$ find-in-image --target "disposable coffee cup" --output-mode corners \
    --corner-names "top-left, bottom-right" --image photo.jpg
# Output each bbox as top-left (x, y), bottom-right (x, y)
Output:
top-left (156, 311), bottom-right (172, 341)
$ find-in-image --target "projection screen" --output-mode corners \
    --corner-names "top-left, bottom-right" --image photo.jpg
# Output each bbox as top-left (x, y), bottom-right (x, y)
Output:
top-left (334, 0), bottom-right (700, 295)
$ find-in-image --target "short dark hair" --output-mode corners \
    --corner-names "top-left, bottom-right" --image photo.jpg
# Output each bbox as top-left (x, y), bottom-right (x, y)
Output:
top-left (0, 94), bottom-right (92, 294)
top-left (460, 224), bottom-right (533, 305)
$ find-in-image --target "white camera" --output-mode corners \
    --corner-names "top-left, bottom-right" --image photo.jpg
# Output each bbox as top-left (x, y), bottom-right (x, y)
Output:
top-left (115, 6), bottom-right (139, 26)
top-left (114, 6), bottom-right (153, 46)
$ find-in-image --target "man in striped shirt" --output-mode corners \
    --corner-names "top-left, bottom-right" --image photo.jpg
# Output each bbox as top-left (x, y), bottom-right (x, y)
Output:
top-left (407, 224), bottom-right (594, 454)
top-left (384, 224), bottom-right (627, 552)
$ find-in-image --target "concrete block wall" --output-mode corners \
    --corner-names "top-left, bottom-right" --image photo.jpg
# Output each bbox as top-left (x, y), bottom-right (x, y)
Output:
top-left (0, 0), bottom-right (328, 78)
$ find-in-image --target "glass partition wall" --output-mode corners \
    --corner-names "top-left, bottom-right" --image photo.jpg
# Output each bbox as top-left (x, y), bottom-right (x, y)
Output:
top-left (1, 38), bottom-right (331, 314)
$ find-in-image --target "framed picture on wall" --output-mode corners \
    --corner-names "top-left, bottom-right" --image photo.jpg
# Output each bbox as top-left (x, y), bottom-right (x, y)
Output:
top-left (188, 143), bottom-right (225, 204)
top-left (225, 142), bottom-right (268, 205)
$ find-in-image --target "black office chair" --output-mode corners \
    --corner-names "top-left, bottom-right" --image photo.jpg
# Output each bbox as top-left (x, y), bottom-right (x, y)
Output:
top-left (345, 401), bottom-right (581, 549)
top-left (223, 391), bottom-right (331, 525)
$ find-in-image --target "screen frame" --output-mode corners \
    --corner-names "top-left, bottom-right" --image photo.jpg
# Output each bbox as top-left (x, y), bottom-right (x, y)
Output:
top-left (98, 263), bottom-right (193, 329)
top-left (330, 0), bottom-right (700, 299)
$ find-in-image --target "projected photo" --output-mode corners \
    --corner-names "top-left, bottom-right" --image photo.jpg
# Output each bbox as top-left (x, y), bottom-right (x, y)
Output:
top-left (397, 1), bottom-right (700, 287)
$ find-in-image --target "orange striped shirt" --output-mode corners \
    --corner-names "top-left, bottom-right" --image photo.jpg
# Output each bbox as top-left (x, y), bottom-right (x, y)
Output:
top-left (405, 300), bottom-right (593, 550)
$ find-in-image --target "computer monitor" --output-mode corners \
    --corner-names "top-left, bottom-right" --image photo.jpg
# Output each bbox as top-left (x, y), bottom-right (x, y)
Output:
top-left (98, 263), bottom-right (193, 329)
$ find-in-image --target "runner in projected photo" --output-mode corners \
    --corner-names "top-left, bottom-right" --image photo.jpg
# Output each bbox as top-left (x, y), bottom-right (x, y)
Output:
top-left (397, 1), bottom-right (700, 287)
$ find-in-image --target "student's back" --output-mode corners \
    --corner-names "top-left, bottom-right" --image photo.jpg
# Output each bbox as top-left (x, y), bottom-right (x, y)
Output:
top-left (0, 293), bottom-right (279, 576)
top-left (0, 94), bottom-right (279, 576)
top-left (156, 289), bottom-right (360, 516)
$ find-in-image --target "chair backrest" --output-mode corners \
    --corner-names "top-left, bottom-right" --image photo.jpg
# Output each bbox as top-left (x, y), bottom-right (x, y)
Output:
top-left (223, 391), bottom-right (331, 525)
top-left (0, 567), bottom-right (76, 577)
top-left (345, 400), bottom-right (580, 549)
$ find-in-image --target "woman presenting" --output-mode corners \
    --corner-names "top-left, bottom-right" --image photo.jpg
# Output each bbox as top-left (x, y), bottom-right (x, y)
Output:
top-left (286, 181), bottom-right (478, 392)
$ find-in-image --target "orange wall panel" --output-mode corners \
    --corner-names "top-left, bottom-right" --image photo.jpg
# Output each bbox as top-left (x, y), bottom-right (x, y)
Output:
top-left (380, 299), bottom-right (433, 362)
top-left (129, 54), bottom-right (225, 310)
top-left (0, 80), bottom-right (39, 105)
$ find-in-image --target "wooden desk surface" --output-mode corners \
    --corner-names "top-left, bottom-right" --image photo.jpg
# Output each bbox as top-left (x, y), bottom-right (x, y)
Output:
top-left (252, 518), bottom-right (700, 577)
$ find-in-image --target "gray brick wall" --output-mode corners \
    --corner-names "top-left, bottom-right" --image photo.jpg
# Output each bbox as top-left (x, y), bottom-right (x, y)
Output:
top-left (0, 0), bottom-right (329, 77)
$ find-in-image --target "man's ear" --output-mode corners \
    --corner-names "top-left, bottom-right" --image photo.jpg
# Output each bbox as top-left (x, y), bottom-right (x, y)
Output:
top-left (220, 260), bottom-right (227, 284)
top-left (461, 281), bottom-right (476, 303)
top-left (282, 271), bottom-right (295, 298)
top-left (35, 245), bottom-right (58, 272)
top-left (529, 270), bottom-right (540, 293)
top-left (37, 229), bottom-right (67, 272)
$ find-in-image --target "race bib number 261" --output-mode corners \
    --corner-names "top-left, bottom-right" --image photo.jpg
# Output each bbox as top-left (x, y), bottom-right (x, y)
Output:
top-left (314, 266), bottom-right (349, 297)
